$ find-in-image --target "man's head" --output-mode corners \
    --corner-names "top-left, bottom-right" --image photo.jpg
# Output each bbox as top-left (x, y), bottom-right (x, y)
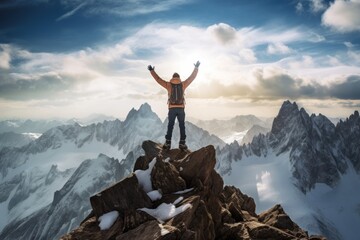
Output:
top-left (172, 72), bottom-right (180, 78)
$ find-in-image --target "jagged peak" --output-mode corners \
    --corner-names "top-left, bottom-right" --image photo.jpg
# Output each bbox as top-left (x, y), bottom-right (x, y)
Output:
top-left (350, 110), bottom-right (360, 120)
top-left (280, 100), bottom-right (299, 112)
top-left (124, 103), bottom-right (158, 123)
top-left (138, 102), bottom-right (152, 113)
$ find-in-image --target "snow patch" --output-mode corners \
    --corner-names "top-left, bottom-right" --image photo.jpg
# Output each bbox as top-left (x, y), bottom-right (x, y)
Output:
top-left (134, 158), bottom-right (156, 193)
top-left (21, 132), bottom-right (42, 139)
top-left (173, 197), bottom-right (183, 205)
top-left (173, 188), bottom-right (193, 194)
top-left (147, 190), bottom-right (162, 201)
top-left (98, 211), bottom-right (119, 230)
top-left (139, 202), bottom-right (192, 223)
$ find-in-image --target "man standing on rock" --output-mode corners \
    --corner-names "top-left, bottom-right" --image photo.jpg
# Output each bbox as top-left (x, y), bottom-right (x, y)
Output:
top-left (148, 61), bottom-right (200, 150)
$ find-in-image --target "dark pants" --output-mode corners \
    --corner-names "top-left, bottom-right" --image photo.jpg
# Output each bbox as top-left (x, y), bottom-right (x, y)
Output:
top-left (166, 108), bottom-right (186, 141)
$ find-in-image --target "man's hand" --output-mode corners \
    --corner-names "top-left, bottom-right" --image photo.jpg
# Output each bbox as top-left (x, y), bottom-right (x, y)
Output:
top-left (148, 65), bottom-right (155, 71)
top-left (194, 61), bottom-right (200, 68)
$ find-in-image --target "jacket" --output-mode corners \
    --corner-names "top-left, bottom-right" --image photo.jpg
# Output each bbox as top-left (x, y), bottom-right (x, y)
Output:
top-left (150, 67), bottom-right (198, 108)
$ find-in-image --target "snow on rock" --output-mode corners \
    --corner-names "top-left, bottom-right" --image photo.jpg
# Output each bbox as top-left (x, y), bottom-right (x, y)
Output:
top-left (139, 202), bottom-right (192, 223)
top-left (147, 190), bottom-right (162, 201)
top-left (173, 188), bottom-right (193, 194)
top-left (98, 211), bottom-right (119, 230)
top-left (134, 158), bottom-right (156, 193)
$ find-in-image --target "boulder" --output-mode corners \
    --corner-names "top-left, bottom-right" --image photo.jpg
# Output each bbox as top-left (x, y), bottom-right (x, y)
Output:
top-left (116, 220), bottom-right (180, 240)
top-left (90, 174), bottom-right (152, 218)
top-left (151, 157), bottom-right (186, 194)
top-left (258, 204), bottom-right (308, 238)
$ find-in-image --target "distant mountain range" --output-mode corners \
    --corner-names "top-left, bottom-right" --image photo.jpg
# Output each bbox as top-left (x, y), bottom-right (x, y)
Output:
top-left (0, 101), bottom-right (358, 239)
top-left (0, 103), bottom-right (224, 240)
top-left (195, 115), bottom-right (272, 144)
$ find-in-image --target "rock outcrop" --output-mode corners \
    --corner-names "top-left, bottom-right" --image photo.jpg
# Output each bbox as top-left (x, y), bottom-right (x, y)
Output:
top-left (61, 140), bottom-right (325, 240)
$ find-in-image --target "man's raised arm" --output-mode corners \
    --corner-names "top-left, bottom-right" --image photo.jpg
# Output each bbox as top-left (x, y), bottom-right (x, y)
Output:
top-left (148, 65), bottom-right (167, 89)
top-left (183, 61), bottom-right (200, 89)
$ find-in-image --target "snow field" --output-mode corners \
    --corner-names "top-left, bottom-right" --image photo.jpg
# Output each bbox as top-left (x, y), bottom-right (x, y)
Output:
top-left (224, 149), bottom-right (360, 239)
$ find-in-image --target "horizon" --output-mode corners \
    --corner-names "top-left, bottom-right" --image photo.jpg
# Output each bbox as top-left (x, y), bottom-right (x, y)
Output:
top-left (0, 100), bottom-right (354, 123)
top-left (1, 0), bottom-right (360, 120)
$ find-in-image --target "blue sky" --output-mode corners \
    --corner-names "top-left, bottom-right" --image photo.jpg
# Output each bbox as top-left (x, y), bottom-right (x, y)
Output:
top-left (1, 0), bottom-right (360, 120)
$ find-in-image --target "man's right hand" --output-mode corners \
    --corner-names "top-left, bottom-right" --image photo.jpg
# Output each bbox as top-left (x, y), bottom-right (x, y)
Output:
top-left (148, 65), bottom-right (154, 71)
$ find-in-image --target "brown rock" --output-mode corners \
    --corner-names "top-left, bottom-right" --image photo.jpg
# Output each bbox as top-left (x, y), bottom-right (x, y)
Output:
top-left (116, 220), bottom-right (180, 240)
top-left (151, 157), bottom-right (187, 194)
top-left (310, 235), bottom-right (327, 240)
top-left (259, 204), bottom-right (308, 238)
top-left (173, 145), bottom-right (216, 188)
top-left (166, 195), bottom-right (201, 230)
top-left (217, 222), bottom-right (250, 240)
top-left (245, 220), bottom-right (296, 240)
top-left (205, 193), bottom-right (223, 235)
top-left (188, 200), bottom-right (215, 240)
top-left (220, 185), bottom-right (257, 219)
top-left (123, 209), bottom-right (156, 232)
top-left (141, 141), bottom-right (189, 162)
top-left (90, 174), bottom-right (152, 218)
top-left (61, 216), bottom-right (123, 240)
top-left (209, 170), bottom-right (224, 195)
top-left (133, 155), bottom-right (149, 171)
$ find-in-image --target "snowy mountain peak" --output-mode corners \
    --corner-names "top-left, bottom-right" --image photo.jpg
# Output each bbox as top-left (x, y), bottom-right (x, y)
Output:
top-left (336, 109), bottom-right (360, 172)
top-left (138, 102), bottom-right (152, 113)
top-left (124, 103), bottom-right (159, 123)
top-left (271, 100), bottom-right (301, 135)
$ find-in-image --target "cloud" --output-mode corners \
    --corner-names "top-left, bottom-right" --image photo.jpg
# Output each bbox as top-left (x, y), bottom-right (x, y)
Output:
top-left (0, 44), bottom-right (11, 69)
top-left (0, 43), bottom-right (133, 101)
top-left (309, 0), bottom-right (327, 13)
top-left (322, 0), bottom-right (360, 32)
top-left (296, 2), bottom-right (304, 13)
top-left (344, 41), bottom-right (354, 48)
top-left (347, 50), bottom-right (360, 63)
top-left (207, 23), bottom-right (237, 44)
top-left (188, 67), bottom-right (360, 100)
top-left (56, 2), bottom-right (87, 21)
top-left (2, 22), bottom-right (360, 104)
top-left (58, 0), bottom-right (192, 18)
top-left (329, 75), bottom-right (360, 99)
top-left (267, 42), bottom-right (292, 55)
top-left (0, 73), bottom-right (75, 101)
top-left (238, 48), bottom-right (257, 63)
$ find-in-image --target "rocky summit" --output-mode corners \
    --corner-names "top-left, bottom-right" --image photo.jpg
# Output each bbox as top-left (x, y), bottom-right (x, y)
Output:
top-left (61, 140), bottom-right (325, 240)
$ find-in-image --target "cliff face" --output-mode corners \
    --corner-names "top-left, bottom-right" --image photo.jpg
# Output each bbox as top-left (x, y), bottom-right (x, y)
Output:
top-left (61, 141), bottom-right (325, 240)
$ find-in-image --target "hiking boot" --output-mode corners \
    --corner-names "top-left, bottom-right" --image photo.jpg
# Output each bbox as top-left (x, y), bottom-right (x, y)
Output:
top-left (163, 140), bottom-right (171, 150)
top-left (179, 140), bottom-right (188, 150)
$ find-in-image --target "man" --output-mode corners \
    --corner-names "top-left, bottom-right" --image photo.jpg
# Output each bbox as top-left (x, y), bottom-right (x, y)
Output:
top-left (148, 61), bottom-right (200, 150)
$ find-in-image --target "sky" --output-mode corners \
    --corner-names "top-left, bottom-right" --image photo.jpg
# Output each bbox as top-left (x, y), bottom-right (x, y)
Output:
top-left (1, 0), bottom-right (360, 120)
